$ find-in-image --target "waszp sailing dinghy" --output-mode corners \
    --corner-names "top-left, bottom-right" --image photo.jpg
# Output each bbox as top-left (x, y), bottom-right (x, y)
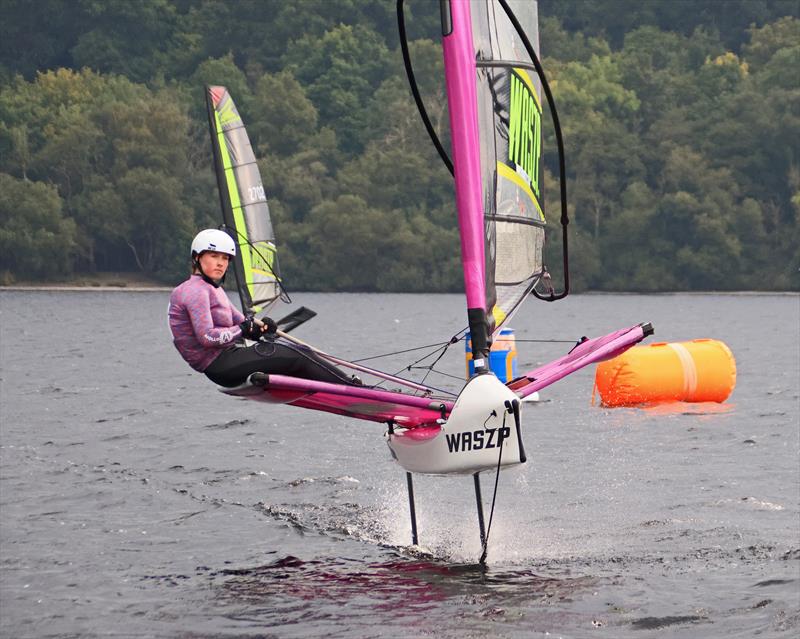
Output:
top-left (204, 0), bottom-right (652, 560)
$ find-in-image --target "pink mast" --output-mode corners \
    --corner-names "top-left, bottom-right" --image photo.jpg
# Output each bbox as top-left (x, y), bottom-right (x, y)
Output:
top-left (441, 0), bottom-right (489, 371)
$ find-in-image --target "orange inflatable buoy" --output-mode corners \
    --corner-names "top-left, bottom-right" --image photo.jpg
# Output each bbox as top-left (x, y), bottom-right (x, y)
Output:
top-left (594, 339), bottom-right (736, 407)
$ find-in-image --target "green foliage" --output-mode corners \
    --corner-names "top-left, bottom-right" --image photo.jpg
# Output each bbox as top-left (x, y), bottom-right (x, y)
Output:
top-left (540, 0), bottom-right (799, 50)
top-left (70, 0), bottom-right (181, 82)
top-left (280, 194), bottom-right (458, 292)
top-left (282, 23), bottom-right (391, 155)
top-left (541, 16), bottom-right (611, 63)
top-left (0, 1), bottom-right (86, 78)
top-left (743, 16), bottom-right (800, 71)
top-left (0, 174), bottom-right (77, 278)
top-left (0, 68), bottom-right (201, 279)
top-left (0, 1), bottom-right (797, 292)
top-left (249, 70), bottom-right (318, 157)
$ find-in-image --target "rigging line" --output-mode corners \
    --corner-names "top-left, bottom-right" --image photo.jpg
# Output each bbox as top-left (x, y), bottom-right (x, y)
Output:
top-left (479, 410), bottom-right (507, 565)
top-left (370, 338), bottom-right (464, 397)
top-left (374, 348), bottom-right (456, 397)
top-left (405, 366), bottom-right (465, 382)
top-left (350, 341), bottom-right (455, 363)
top-left (367, 329), bottom-right (466, 395)
top-left (275, 330), bottom-right (435, 394)
top-left (416, 331), bottom-right (463, 387)
top-left (396, 0), bottom-right (454, 176)
top-left (390, 329), bottom-right (465, 378)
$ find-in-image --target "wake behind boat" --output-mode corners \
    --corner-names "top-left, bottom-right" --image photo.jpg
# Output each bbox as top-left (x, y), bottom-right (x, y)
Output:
top-left (203, 0), bottom-right (653, 561)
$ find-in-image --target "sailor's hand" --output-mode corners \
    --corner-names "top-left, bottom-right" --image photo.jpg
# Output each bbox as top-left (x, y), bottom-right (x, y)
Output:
top-left (261, 317), bottom-right (278, 335)
top-left (239, 317), bottom-right (263, 340)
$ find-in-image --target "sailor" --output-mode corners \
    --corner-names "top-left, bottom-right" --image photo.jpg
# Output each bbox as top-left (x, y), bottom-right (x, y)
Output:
top-left (168, 229), bottom-right (357, 387)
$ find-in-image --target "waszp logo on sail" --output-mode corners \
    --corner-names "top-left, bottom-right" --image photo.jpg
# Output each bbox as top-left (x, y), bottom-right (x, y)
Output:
top-left (249, 242), bottom-right (276, 275)
top-left (507, 69), bottom-right (542, 199)
top-left (446, 427), bottom-right (510, 453)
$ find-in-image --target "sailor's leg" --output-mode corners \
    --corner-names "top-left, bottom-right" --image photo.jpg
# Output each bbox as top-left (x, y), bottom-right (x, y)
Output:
top-left (278, 341), bottom-right (359, 385)
top-left (206, 342), bottom-right (356, 386)
top-left (204, 345), bottom-right (267, 387)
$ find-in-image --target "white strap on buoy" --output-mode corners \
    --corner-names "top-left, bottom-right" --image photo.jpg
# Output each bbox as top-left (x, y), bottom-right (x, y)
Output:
top-left (668, 342), bottom-right (698, 400)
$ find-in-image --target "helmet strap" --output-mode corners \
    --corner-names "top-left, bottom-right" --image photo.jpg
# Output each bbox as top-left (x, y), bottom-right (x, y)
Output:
top-left (201, 272), bottom-right (224, 288)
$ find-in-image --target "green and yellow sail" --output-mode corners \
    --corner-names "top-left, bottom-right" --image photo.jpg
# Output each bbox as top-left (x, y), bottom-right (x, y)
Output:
top-left (206, 85), bottom-right (281, 317)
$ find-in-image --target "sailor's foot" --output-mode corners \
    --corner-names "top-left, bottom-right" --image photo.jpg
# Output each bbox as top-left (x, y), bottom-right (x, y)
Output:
top-left (350, 375), bottom-right (363, 386)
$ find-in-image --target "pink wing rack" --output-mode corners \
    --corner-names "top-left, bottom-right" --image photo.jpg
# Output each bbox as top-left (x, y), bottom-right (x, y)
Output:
top-left (222, 324), bottom-right (651, 426)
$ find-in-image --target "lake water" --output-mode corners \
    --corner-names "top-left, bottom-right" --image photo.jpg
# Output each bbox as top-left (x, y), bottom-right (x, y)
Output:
top-left (1, 291), bottom-right (798, 638)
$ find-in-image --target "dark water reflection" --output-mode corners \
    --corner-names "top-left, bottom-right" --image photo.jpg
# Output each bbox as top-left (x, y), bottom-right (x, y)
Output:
top-left (210, 556), bottom-right (600, 631)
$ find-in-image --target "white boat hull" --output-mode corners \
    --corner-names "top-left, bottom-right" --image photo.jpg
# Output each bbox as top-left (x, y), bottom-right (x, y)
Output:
top-left (386, 373), bottom-right (526, 475)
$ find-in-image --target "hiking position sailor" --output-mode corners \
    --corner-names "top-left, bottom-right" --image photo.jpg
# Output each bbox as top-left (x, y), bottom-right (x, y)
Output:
top-left (168, 229), bottom-right (356, 388)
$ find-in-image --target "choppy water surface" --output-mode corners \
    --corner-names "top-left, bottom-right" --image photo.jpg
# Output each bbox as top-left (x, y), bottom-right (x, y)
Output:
top-left (1, 291), bottom-right (798, 638)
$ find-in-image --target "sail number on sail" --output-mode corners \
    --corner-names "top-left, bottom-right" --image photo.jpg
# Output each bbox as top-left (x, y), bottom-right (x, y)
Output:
top-left (507, 69), bottom-right (542, 201)
top-left (247, 184), bottom-right (266, 202)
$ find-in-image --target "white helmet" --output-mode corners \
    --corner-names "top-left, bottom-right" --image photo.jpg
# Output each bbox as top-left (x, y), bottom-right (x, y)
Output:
top-left (191, 229), bottom-right (236, 258)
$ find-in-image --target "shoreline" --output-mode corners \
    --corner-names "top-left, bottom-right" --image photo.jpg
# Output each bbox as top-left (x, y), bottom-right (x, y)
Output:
top-left (0, 285), bottom-right (172, 292)
top-left (0, 273), bottom-right (172, 292)
top-left (0, 286), bottom-right (796, 296)
top-left (1, 272), bottom-right (797, 295)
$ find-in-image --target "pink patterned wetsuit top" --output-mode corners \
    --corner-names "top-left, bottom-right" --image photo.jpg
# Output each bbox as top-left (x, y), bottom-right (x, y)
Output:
top-left (168, 275), bottom-right (245, 372)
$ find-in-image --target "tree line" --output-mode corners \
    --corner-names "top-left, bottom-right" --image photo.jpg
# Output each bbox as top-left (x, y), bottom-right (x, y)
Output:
top-left (0, 0), bottom-right (797, 291)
